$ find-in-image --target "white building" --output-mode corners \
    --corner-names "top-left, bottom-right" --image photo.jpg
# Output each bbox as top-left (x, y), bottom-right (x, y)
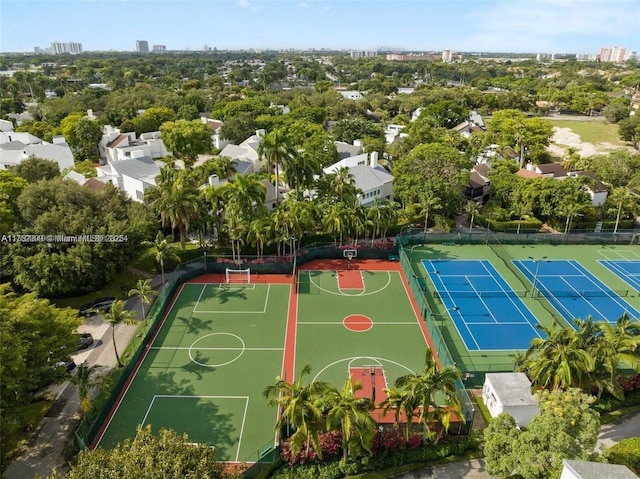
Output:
top-left (136, 40), bottom-right (149, 53)
top-left (0, 131), bottom-right (74, 172)
top-left (339, 91), bottom-right (364, 101)
top-left (219, 130), bottom-right (265, 173)
top-left (96, 154), bottom-right (161, 202)
top-left (442, 49), bottom-right (452, 63)
top-left (482, 373), bottom-right (538, 427)
top-left (99, 126), bottom-right (169, 164)
top-left (561, 459), bottom-right (638, 479)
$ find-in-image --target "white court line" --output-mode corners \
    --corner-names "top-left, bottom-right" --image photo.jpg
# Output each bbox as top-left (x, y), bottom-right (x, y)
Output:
top-left (297, 321), bottom-right (417, 325)
top-left (149, 346), bottom-right (284, 351)
top-left (141, 395), bottom-right (249, 463)
top-left (195, 284), bottom-right (271, 314)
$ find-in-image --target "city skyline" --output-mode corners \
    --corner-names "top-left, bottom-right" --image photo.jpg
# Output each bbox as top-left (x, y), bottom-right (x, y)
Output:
top-left (1, 0), bottom-right (639, 55)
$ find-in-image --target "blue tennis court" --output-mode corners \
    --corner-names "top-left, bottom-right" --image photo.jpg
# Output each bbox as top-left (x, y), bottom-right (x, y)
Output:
top-left (513, 260), bottom-right (640, 325)
top-left (422, 259), bottom-right (543, 351)
top-left (599, 260), bottom-right (640, 292)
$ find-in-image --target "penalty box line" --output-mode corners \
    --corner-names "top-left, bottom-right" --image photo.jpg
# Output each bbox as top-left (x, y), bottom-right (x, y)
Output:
top-left (193, 283), bottom-right (271, 314)
top-left (141, 395), bottom-right (249, 463)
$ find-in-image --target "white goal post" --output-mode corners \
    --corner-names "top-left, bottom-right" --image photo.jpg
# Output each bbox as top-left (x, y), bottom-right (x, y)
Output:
top-left (225, 268), bottom-right (251, 284)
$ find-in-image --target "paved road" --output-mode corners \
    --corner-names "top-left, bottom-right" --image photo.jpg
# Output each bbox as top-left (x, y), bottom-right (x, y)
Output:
top-left (2, 299), bottom-right (143, 479)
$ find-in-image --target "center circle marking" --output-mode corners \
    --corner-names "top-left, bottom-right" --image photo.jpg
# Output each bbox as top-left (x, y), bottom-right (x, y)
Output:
top-left (189, 332), bottom-right (245, 367)
top-left (343, 314), bottom-right (373, 332)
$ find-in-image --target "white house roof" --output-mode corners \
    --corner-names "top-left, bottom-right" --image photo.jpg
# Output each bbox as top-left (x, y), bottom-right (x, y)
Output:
top-left (335, 141), bottom-right (362, 159)
top-left (484, 373), bottom-right (537, 407)
top-left (350, 164), bottom-right (393, 192)
top-left (0, 131), bottom-right (41, 145)
top-left (562, 459), bottom-right (639, 479)
top-left (220, 144), bottom-right (259, 162)
top-left (24, 144), bottom-right (74, 168)
top-left (323, 153), bottom-right (369, 175)
top-left (63, 171), bottom-right (87, 185)
top-left (109, 156), bottom-right (160, 182)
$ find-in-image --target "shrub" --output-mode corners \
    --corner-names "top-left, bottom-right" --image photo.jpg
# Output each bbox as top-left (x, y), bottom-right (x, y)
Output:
top-left (605, 437), bottom-right (640, 474)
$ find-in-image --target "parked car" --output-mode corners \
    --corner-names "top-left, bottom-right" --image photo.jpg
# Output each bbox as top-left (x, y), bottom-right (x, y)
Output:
top-left (55, 358), bottom-right (77, 374)
top-left (74, 332), bottom-right (94, 350)
top-left (78, 297), bottom-right (115, 317)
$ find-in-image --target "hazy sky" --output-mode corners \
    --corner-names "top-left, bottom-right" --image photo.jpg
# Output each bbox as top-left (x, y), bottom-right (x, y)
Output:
top-left (1, 0), bottom-right (639, 54)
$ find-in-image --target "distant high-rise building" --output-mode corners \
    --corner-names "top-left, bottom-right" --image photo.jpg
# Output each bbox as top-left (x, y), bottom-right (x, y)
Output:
top-left (442, 49), bottom-right (452, 62)
top-left (153, 45), bottom-right (167, 53)
top-left (50, 41), bottom-right (83, 55)
top-left (599, 46), bottom-right (626, 62)
top-left (136, 40), bottom-right (149, 53)
top-left (350, 50), bottom-right (377, 59)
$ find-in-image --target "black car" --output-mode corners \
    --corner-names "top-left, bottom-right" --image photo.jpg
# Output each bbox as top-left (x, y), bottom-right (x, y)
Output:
top-left (74, 332), bottom-right (94, 350)
top-left (78, 297), bottom-right (116, 317)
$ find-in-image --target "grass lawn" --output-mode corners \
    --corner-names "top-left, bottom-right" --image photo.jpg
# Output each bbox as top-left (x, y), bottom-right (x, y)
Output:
top-left (51, 268), bottom-right (148, 311)
top-left (549, 119), bottom-right (625, 146)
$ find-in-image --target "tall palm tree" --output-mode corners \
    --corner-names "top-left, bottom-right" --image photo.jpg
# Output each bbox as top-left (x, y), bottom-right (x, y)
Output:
top-left (595, 314), bottom-right (640, 398)
top-left (414, 190), bottom-right (442, 234)
top-left (324, 378), bottom-right (377, 460)
top-left (329, 167), bottom-right (357, 203)
top-left (128, 279), bottom-right (157, 324)
top-left (283, 150), bottom-right (317, 200)
top-left (520, 323), bottom-right (596, 391)
top-left (395, 348), bottom-right (463, 443)
top-left (247, 217), bottom-right (271, 258)
top-left (609, 187), bottom-right (635, 234)
top-left (380, 386), bottom-right (408, 430)
top-left (464, 200), bottom-right (480, 232)
top-left (258, 129), bottom-right (296, 204)
top-left (263, 364), bottom-right (328, 458)
top-left (145, 231), bottom-right (180, 285)
top-left (103, 300), bottom-right (138, 368)
top-left (510, 201), bottom-right (533, 237)
top-left (322, 202), bottom-right (349, 246)
top-left (68, 363), bottom-right (110, 413)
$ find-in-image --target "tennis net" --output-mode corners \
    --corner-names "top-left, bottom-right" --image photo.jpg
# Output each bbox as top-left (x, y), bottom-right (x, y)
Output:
top-left (535, 288), bottom-right (630, 299)
top-left (433, 290), bottom-right (528, 299)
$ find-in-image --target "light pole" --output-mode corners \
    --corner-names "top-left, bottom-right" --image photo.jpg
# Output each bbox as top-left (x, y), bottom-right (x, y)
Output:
top-left (529, 256), bottom-right (548, 296)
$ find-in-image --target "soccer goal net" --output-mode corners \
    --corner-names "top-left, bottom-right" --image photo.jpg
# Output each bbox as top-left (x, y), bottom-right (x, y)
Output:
top-left (225, 268), bottom-right (251, 284)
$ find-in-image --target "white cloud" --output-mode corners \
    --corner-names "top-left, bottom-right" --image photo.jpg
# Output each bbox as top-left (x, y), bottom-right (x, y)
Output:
top-left (237, 0), bottom-right (250, 7)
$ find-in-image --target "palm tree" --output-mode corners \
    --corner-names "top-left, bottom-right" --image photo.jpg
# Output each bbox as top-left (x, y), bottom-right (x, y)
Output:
top-left (510, 202), bottom-right (533, 237)
top-left (595, 314), bottom-right (640, 398)
top-left (609, 187), bottom-right (635, 234)
top-left (519, 323), bottom-right (596, 391)
top-left (103, 300), bottom-right (138, 368)
top-left (68, 363), bottom-right (110, 413)
top-left (263, 364), bottom-right (328, 458)
top-left (247, 217), bottom-right (271, 258)
top-left (258, 129), bottom-right (296, 204)
top-left (128, 279), bottom-right (157, 325)
top-left (380, 386), bottom-right (408, 429)
top-left (324, 378), bottom-right (377, 460)
top-left (145, 231), bottom-right (180, 285)
top-left (322, 202), bottom-right (349, 246)
top-left (395, 348), bottom-right (463, 443)
top-left (464, 200), bottom-right (480, 232)
top-left (415, 190), bottom-right (442, 234)
top-left (283, 150), bottom-right (317, 200)
top-left (328, 167), bottom-right (358, 203)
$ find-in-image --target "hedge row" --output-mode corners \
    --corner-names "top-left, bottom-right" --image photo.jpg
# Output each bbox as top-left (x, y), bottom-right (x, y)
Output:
top-left (268, 436), bottom-right (478, 479)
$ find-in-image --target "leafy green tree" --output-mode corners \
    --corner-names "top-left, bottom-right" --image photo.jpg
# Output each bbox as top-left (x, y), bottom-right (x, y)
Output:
top-left (0, 285), bottom-right (80, 437)
top-left (583, 150), bottom-right (640, 188)
top-left (324, 378), bottom-right (377, 460)
top-left (484, 413), bottom-right (519, 478)
top-left (486, 110), bottom-right (553, 166)
top-left (13, 156), bottom-right (60, 183)
top-left (491, 389), bottom-right (599, 479)
top-left (15, 120), bottom-right (58, 142)
top-left (263, 364), bottom-right (328, 459)
top-left (421, 100), bottom-right (467, 129)
top-left (133, 106), bottom-right (176, 134)
top-left (160, 119), bottom-right (212, 167)
top-left (219, 112), bottom-right (258, 144)
top-left (0, 170), bottom-right (27, 232)
top-left (8, 179), bottom-right (156, 296)
top-left (618, 115), bottom-right (640, 147)
top-left (61, 115), bottom-right (103, 161)
top-left (46, 425), bottom-right (232, 479)
top-left (605, 437), bottom-right (640, 474)
top-left (103, 300), bottom-right (138, 368)
top-left (394, 143), bottom-right (470, 217)
top-left (331, 117), bottom-right (384, 144)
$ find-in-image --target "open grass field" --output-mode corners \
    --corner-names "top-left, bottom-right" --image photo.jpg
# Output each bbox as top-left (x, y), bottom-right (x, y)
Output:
top-left (404, 243), bottom-right (640, 386)
top-left (548, 119), bottom-right (624, 146)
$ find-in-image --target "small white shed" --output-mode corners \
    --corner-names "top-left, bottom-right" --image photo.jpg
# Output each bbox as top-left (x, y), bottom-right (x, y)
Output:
top-left (482, 373), bottom-right (538, 427)
top-left (561, 459), bottom-right (639, 479)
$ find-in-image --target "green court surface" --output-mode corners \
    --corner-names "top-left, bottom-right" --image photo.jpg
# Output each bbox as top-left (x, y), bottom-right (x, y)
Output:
top-left (404, 244), bottom-right (640, 385)
top-left (96, 283), bottom-right (290, 461)
top-left (295, 270), bottom-right (431, 392)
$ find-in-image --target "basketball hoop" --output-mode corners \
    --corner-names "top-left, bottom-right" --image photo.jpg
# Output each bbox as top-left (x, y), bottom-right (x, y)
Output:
top-left (347, 253), bottom-right (353, 262)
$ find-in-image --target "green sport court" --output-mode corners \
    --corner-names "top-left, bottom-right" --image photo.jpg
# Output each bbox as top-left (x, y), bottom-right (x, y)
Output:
top-left (94, 260), bottom-right (436, 462)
